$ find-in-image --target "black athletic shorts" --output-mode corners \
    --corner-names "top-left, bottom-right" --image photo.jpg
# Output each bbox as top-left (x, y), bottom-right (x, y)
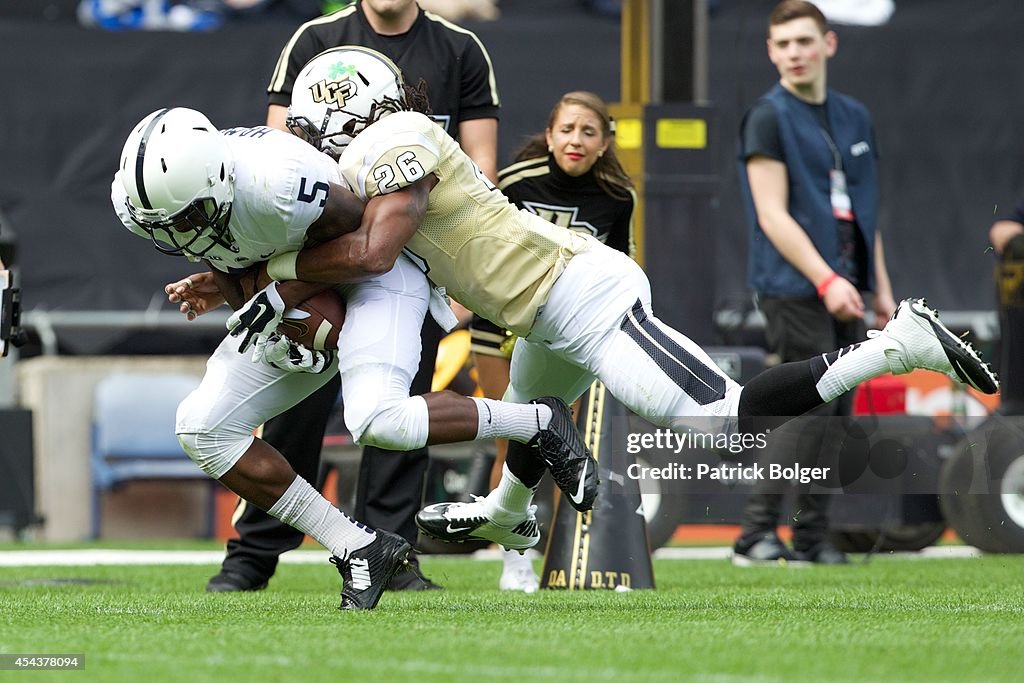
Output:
top-left (469, 314), bottom-right (516, 358)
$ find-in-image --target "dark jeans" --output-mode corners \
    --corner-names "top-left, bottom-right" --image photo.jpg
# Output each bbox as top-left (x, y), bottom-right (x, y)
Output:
top-left (739, 296), bottom-right (865, 550)
top-left (997, 250), bottom-right (1024, 412)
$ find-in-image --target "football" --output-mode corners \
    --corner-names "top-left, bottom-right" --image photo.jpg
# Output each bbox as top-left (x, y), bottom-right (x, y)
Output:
top-left (237, 263), bottom-right (345, 351)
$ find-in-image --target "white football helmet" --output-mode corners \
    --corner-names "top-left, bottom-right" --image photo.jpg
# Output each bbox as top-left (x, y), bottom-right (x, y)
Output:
top-left (287, 46), bottom-right (406, 158)
top-left (118, 107), bottom-right (236, 257)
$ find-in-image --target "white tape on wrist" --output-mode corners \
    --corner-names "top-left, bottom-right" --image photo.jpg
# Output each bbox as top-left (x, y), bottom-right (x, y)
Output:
top-left (266, 252), bottom-right (299, 282)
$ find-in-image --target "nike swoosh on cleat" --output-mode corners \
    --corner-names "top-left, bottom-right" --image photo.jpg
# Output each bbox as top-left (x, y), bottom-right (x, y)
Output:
top-left (569, 460), bottom-right (588, 506)
top-left (446, 524), bottom-right (472, 533)
top-left (951, 356), bottom-right (995, 393)
top-left (950, 357), bottom-right (972, 386)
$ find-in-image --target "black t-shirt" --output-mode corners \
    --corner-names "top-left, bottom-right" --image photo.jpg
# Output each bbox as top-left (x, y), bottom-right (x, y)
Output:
top-left (741, 99), bottom-right (869, 289)
top-left (741, 98), bottom-right (829, 162)
top-left (498, 155), bottom-right (635, 257)
top-left (267, 5), bottom-right (500, 138)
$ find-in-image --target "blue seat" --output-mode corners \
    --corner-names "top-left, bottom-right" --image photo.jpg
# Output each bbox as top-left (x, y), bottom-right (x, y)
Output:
top-left (90, 372), bottom-right (209, 538)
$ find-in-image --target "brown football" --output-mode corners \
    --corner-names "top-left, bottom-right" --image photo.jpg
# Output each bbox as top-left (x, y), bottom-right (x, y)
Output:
top-left (237, 263), bottom-right (344, 351)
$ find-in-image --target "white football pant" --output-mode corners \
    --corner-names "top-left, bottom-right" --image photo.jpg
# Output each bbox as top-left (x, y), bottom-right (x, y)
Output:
top-left (506, 239), bottom-right (743, 432)
top-left (176, 255), bottom-right (430, 478)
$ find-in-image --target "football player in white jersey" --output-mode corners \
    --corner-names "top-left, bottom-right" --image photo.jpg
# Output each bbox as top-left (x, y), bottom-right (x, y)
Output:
top-left (112, 107), bottom-right (591, 608)
top-left (269, 47), bottom-right (999, 550)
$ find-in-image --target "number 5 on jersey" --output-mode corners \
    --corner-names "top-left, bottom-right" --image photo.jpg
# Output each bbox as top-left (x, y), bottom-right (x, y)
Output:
top-left (298, 178), bottom-right (329, 206)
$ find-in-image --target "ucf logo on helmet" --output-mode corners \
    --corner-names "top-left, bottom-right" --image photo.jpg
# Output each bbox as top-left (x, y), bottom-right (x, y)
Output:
top-left (309, 78), bottom-right (357, 107)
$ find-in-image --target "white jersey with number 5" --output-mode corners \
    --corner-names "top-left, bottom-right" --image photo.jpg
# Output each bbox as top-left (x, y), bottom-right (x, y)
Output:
top-left (111, 123), bottom-right (433, 468)
top-left (111, 126), bottom-right (339, 273)
top-left (337, 111), bottom-right (592, 337)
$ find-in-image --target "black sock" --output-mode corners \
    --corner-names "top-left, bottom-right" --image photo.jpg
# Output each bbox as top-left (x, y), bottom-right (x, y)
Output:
top-left (504, 440), bottom-right (546, 488)
top-left (737, 359), bottom-right (825, 433)
top-left (809, 343), bottom-right (862, 382)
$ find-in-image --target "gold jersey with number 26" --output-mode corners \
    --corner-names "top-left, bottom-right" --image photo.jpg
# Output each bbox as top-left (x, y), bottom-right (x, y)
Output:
top-left (337, 111), bottom-right (591, 337)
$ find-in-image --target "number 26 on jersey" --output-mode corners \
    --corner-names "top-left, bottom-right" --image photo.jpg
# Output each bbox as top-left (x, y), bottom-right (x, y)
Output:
top-left (373, 151), bottom-right (426, 194)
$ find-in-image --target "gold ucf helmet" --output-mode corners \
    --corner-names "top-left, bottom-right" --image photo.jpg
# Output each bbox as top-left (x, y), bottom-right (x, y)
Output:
top-left (287, 46), bottom-right (406, 159)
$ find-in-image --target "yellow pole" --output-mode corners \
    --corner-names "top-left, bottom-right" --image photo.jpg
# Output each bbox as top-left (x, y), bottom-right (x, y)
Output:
top-left (613, 0), bottom-right (650, 266)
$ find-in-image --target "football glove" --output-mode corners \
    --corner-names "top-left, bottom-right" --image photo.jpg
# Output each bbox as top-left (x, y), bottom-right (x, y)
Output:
top-left (227, 281), bottom-right (286, 359)
top-left (263, 334), bottom-right (335, 374)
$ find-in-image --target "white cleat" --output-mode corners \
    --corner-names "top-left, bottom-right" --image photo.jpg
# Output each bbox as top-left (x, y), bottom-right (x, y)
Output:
top-left (416, 497), bottom-right (540, 551)
top-left (873, 298), bottom-right (999, 394)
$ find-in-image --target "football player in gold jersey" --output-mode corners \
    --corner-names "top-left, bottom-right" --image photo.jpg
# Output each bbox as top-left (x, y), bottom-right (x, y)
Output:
top-left (190, 47), bottom-right (1000, 555)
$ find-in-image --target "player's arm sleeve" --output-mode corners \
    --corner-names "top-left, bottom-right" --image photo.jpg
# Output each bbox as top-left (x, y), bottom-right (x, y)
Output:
top-left (456, 33), bottom-right (500, 121)
top-left (267, 27), bottom-right (325, 107)
top-left (351, 132), bottom-right (442, 201)
top-left (276, 145), bottom-right (346, 246)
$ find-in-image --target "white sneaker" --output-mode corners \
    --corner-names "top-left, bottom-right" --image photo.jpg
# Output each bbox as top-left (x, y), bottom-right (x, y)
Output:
top-left (500, 548), bottom-right (540, 592)
top-left (416, 497), bottom-right (540, 551)
top-left (873, 298), bottom-right (999, 394)
top-left (500, 562), bottom-right (540, 593)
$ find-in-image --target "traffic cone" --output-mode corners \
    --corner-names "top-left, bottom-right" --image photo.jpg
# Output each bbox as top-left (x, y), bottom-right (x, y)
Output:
top-left (540, 381), bottom-right (655, 590)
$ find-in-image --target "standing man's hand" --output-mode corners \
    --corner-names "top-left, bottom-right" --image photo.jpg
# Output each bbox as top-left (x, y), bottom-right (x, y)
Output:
top-left (872, 289), bottom-right (897, 328)
top-left (820, 275), bottom-right (865, 321)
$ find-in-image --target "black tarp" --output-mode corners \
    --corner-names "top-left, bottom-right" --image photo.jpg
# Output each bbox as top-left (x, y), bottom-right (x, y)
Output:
top-left (2, 0), bottom-right (1023, 351)
top-left (0, 0), bottom-right (620, 324)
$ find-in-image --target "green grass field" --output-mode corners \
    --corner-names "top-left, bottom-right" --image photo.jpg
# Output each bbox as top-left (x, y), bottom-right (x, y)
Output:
top-left (1, 554), bottom-right (1023, 682)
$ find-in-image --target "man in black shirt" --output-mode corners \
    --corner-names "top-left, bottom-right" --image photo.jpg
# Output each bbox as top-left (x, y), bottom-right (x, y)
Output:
top-left (207, 0), bottom-right (500, 593)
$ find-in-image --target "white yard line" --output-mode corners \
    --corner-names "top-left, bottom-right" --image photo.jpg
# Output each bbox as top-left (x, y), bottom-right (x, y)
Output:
top-left (653, 545), bottom-right (983, 560)
top-left (0, 544), bottom-right (982, 567)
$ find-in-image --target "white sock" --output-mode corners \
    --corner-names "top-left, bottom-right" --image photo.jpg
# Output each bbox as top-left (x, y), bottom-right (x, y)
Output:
top-left (814, 337), bottom-right (892, 402)
top-left (482, 463), bottom-right (536, 526)
top-left (471, 397), bottom-right (552, 442)
top-left (267, 476), bottom-right (375, 558)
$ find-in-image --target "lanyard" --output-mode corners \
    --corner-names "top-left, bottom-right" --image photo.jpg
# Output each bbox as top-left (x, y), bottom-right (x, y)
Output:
top-left (820, 129), bottom-right (843, 171)
top-left (820, 126), bottom-right (854, 222)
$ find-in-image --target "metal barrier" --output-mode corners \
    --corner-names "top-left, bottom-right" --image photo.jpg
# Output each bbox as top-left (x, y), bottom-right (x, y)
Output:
top-left (18, 307), bottom-right (1000, 357)
top-left (22, 309), bottom-right (231, 356)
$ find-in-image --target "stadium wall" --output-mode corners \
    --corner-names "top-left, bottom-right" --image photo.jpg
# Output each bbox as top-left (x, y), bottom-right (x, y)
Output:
top-left (1, 0), bottom-right (1022, 349)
